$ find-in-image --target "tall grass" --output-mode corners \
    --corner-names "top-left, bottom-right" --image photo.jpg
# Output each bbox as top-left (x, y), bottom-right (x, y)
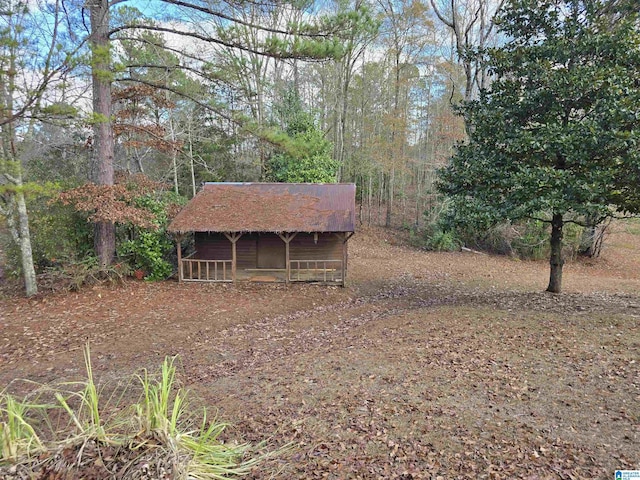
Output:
top-left (0, 344), bottom-right (276, 477)
top-left (54, 344), bottom-right (112, 443)
top-left (0, 395), bottom-right (45, 462)
top-left (136, 355), bottom-right (185, 439)
top-left (134, 356), bottom-right (263, 479)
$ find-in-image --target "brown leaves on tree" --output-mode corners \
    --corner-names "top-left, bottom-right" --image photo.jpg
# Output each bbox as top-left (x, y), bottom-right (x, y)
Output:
top-left (113, 124), bottom-right (183, 154)
top-left (113, 85), bottom-right (183, 155)
top-left (57, 173), bottom-right (170, 228)
top-left (112, 84), bottom-right (176, 109)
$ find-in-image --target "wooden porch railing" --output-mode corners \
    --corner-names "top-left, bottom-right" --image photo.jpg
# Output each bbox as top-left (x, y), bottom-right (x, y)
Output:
top-left (289, 259), bottom-right (343, 282)
top-left (181, 258), bottom-right (233, 282)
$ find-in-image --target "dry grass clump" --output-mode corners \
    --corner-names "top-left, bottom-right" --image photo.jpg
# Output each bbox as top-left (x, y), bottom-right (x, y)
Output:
top-left (0, 345), bottom-right (273, 479)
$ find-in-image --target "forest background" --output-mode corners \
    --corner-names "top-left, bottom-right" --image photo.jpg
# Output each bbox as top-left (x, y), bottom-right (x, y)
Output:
top-left (0, 0), bottom-right (635, 296)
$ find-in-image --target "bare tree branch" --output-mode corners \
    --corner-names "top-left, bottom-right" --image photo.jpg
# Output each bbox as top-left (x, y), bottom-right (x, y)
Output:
top-left (157, 0), bottom-right (342, 38)
top-left (430, 0), bottom-right (454, 28)
top-left (110, 24), bottom-right (334, 61)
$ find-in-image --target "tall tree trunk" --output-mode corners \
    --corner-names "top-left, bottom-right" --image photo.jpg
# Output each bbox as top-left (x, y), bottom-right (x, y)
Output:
top-left (385, 168), bottom-right (394, 228)
top-left (89, 0), bottom-right (115, 266)
top-left (367, 173), bottom-right (372, 226)
top-left (168, 116), bottom-right (179, 195)
top-left (547, 213), bottom-right (564, 293)
top-left (188, 121), bottom-right (196, 198)
top-left (377, 170), bottom-right (383, 225)
top-left (415, 166), bottom-right (422, 227)
top-left (5, 190), bottom-right (37, 297)
top-left (385, 44), bottom-right (401, 230)
top-left (15, 191), bottom-right (37, 296)
top-left (336, 45), bottom-right (354, 182)
top-left (0, 27), bottom-right (37, 296)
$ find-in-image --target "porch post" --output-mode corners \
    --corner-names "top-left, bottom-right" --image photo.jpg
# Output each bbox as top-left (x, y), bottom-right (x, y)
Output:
top-left (278, 232), bottom-right (297, 284)
top-left (340, 232), bottom-right (355, 287)
top-left (224, 233), bottom-right (243, 283)
top-left (285, 237), bottom-right (290, 285)
top-left (176, 234), bottom-right (183, 282)
top-left (232, 237), bottom-right (237, 283)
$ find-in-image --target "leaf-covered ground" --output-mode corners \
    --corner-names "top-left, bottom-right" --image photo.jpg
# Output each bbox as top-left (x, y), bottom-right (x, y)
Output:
top-left (1, 224), bottom-right (639, 478)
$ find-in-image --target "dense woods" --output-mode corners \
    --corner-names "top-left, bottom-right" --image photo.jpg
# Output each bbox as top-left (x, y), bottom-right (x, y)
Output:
top-left (0, 0), bottom-right (638, 295)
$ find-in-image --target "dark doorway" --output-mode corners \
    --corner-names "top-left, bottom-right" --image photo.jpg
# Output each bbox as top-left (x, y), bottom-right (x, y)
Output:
top-left (257, 235), bottom-right (285, 269)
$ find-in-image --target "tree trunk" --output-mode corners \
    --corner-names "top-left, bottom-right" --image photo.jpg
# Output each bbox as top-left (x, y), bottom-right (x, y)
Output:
top-left (168, 116), bottom-right (179, 195)
top-left (578, 213), bottom-right (604, 258)
top-left (89, 0), bottom-right (115, 266)
top-left (336, 45), bottom-right (354, 182)
top-left (5, 191), bottom-right (38, 297)
top-left (377, 170), bottom-right (383, 225)
top-left (0, 28), bottom-right (37, 296)
top-left (15, 191), bottom-right (37, 296)
top-left (385, 167), bottom-right (394, 228)
top-left (188, 123), bottom-right (196, 198)
top-left (367, 173), bottom-right (372, 226)
top-left (547, 213), bottom-right (564, 293)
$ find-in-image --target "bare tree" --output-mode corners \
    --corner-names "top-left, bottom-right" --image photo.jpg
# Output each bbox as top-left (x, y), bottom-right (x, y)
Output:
top-left (430, 0), bottom-right (504, 101)
top-left (0, 0), bottom-right (74, 296)
top-left (376, 0), bottom-right (432, 227)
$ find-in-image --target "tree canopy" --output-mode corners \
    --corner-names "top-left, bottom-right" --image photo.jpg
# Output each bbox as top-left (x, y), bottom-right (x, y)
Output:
top-left (265, 90), bottom-right (338, 183)
top-left (437, 0), bottom-right (640, 293)
top-left (0, 0), bottom-right (534, 295)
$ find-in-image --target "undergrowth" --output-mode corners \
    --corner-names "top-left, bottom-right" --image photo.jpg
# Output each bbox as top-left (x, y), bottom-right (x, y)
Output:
top-left (0, 345), bottom-right (277, 479)
top-left (411, 218), bottom-right (583, 260)
top-left (625, 217), bottom-right (640, 236)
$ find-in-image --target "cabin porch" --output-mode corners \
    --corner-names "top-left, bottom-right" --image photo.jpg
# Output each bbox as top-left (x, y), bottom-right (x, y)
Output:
top-left (176, 232), bottom-right (351, 285)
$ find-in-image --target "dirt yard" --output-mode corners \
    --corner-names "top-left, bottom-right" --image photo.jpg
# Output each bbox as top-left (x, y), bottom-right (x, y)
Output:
top-left (1, 223), bottom-right (639, 478)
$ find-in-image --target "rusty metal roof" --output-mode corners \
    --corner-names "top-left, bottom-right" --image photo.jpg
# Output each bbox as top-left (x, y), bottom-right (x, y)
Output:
top-left (168, 183), bottom-right (356, 234)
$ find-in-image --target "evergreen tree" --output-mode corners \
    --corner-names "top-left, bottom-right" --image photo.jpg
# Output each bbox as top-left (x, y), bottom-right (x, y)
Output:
top-left (265, 90), bottom-right (338, 183)
top-left (438, 0), bottom-right (640, 293)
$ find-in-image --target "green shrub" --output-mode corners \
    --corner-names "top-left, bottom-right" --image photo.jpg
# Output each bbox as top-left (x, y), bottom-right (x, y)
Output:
top-left (428, 229), bottom-right (461, 252)
top-left (424, 204), bottom-right (584, 260)
top-left (410, 225), bottom-right (461, 252)
top-left (28, 198), bottom-right (93, 269)
top-left (117, 193), bottom-right (178, 281)
top-left (118, 231), bottom-right (173, 281)
top-left (0, 187), bottom-right (93, 277)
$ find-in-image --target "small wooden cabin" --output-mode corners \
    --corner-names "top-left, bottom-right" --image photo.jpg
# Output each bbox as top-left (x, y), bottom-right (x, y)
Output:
top-left (168, 183), bottom-right (356, 285)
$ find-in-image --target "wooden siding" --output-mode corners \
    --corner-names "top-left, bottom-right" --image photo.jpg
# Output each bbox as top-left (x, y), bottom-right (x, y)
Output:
top-left (194, 232), bottom-right (231, 260)
top-left (290, 233), bottom-right (342, 261)
top-left (195, 233), bottom-right (258, 268)
top-left (191, 232), bottom-right (347, 285)
top-left (237, 234), bottom-right (258, 269)
top-left (257, 234), bottom-right (285, 269)
top-left (195, 232), bottom-right (343, 263)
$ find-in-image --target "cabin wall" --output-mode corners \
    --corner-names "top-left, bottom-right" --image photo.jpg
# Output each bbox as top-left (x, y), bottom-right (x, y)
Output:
top-left (237, 234), bottom-right (258, 269)
top-left (290, 233), bottom-right (342, 261)
top-left (194, 232), bottom-right (345, 269)
top-left (194, 232), bottom-right (231, 260)
top-left (257, 235), bottom-right (285, 269)
top-left (194, 233), bottom-right (258, 269)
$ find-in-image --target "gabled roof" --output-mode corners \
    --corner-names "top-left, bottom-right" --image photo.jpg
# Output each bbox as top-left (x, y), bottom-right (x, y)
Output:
top-left (168, 183), bottom-right (356, 234)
